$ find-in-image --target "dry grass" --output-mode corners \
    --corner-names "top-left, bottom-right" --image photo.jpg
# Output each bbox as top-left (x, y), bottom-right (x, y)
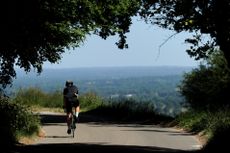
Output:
top-left (19, 127), bottom-right (46, 145)
top-left (31, 106), bottom-right (64, 113)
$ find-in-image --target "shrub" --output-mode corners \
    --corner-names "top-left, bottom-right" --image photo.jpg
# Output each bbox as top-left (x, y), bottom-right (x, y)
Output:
top-left (178, 51), bottom-right (230, 110)
top-left (0, 96), bottom-right (40, 147)
top-left (175, 110), bottom-right (207, 132)
top-left (79, 92), bottom-right (103, 111)
top-left (203, 124), bottom-right (230, 152)
top-left (175, 108), bottom-right (230, 139)
top-left (13, 87), bottom-right (63, 108)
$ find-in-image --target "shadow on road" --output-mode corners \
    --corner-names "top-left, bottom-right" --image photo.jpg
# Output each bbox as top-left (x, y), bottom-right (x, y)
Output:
top-left (39, 114), bottom-right (66, 123)
top-left (45, 136), bottom-right (70, 139)
top-left (15, 143), bottom-right (198, 153)
top-left (8, 113), bottom-right (202, 153)
top-left (39, 112), bottom-right (123, 124)
top-left (39, 112), bottom-right (172, 125)
top-left (4, 111), bottom-right (227, 153)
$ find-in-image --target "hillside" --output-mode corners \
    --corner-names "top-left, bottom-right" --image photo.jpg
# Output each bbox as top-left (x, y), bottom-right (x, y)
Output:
top-left (8, 66), bottom-right (195, 116)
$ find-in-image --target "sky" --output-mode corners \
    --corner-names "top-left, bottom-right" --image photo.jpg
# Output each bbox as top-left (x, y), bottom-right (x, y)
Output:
top-left (44, 18), bottom-right (201, 69)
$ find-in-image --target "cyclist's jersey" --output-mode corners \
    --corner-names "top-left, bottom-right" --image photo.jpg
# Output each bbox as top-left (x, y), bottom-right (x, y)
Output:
top-left (63, 85), bottom-right (79, 113)
top-left (63, 85), bottom-right (78, 102)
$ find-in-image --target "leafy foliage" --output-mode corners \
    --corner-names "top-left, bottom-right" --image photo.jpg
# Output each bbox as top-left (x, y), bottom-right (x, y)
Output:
top-left (140, 0), bottom-right (230, 68)
top-left (13, 87), bottom-right (104, 112)
top-left (0, 0), bottom-right (140, 87)
top-left (13, 87), bottom-right (63, 108)
top-left (178, 51), bottom-right (230, 110)
top-left (175, 108), bottom-right (230, 141)
top-left (0, 96), bottom-right (40, 146)
top-left (79, 92), bottom-right (103, 111)
top-left (203, 121), bottom-right (230, 152)
top-left (85, 98), bottom-right (173, 123)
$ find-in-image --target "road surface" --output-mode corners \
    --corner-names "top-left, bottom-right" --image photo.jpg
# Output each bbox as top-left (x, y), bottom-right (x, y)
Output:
top-left (18, 112), bottom-right (202, 153)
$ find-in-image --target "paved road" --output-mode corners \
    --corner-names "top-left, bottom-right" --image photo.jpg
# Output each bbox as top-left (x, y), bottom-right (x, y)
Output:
top-left (21, 112), bottom-right (202, 153)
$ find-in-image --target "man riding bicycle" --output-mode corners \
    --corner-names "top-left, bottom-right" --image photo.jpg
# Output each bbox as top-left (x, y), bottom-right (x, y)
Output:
top-left (63, 80), bottom-right (80, 134)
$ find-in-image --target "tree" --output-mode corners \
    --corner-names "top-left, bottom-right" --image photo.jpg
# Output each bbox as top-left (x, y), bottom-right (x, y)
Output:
top-left (178, 51), bottom-right (230, 110)
top-left (0, 0), bottom-right (140, 88)
top-left (140, 0), bottom-right (230, 68)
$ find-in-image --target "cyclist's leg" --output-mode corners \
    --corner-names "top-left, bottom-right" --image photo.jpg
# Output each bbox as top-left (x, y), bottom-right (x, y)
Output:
top-left (75, 100), bottom-right (80, 118)
top-left (76, 106), bottom-right (80, 117)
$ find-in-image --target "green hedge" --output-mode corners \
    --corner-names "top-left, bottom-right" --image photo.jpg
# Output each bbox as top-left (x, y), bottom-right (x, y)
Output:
top-left (13, 87), bottom-right (63, 108)
top-left (175, 108), bottom-right (230, 138)
top-left (0, 96), bottom-right (40, 147)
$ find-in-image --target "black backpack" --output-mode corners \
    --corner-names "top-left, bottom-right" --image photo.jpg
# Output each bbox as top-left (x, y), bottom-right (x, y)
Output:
top-left (65, 85), bottom-right (78, 102)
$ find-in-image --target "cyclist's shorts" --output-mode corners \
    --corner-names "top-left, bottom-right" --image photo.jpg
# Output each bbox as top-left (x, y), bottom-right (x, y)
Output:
top-left (66, 99), bottom-right (80, 113)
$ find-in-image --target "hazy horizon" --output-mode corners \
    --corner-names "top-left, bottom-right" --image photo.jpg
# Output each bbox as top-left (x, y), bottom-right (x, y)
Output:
top-left (18, 65), bottom-right (197, 71)
top-left (15, 65), bottom-right (194, 80)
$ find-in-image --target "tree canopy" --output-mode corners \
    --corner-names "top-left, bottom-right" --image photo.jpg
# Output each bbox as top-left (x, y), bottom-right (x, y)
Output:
top-left (0, 0), bottom-right (140, 88)
top-left (2, 0), bottom-right (230, 89)
top-left (140, 0), bottom-right (230, 68)
top-left (178, 51), bottom-right (230, 110)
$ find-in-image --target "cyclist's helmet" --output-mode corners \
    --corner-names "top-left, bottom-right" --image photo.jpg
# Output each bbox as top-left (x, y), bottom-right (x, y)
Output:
top-left (65, 80), bottom-right (73, 87)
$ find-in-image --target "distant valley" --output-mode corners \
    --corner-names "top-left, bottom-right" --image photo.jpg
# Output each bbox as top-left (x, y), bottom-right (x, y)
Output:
top-left (9, 66), bottom-right (195, 116)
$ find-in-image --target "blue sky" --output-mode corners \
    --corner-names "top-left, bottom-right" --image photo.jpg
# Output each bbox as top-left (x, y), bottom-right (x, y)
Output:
top-left (44, 18), bottom-right (200, 69)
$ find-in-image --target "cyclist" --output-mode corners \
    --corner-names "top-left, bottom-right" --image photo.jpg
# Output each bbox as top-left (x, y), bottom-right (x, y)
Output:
top-left (63, 80), bottom-right (80, 134)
